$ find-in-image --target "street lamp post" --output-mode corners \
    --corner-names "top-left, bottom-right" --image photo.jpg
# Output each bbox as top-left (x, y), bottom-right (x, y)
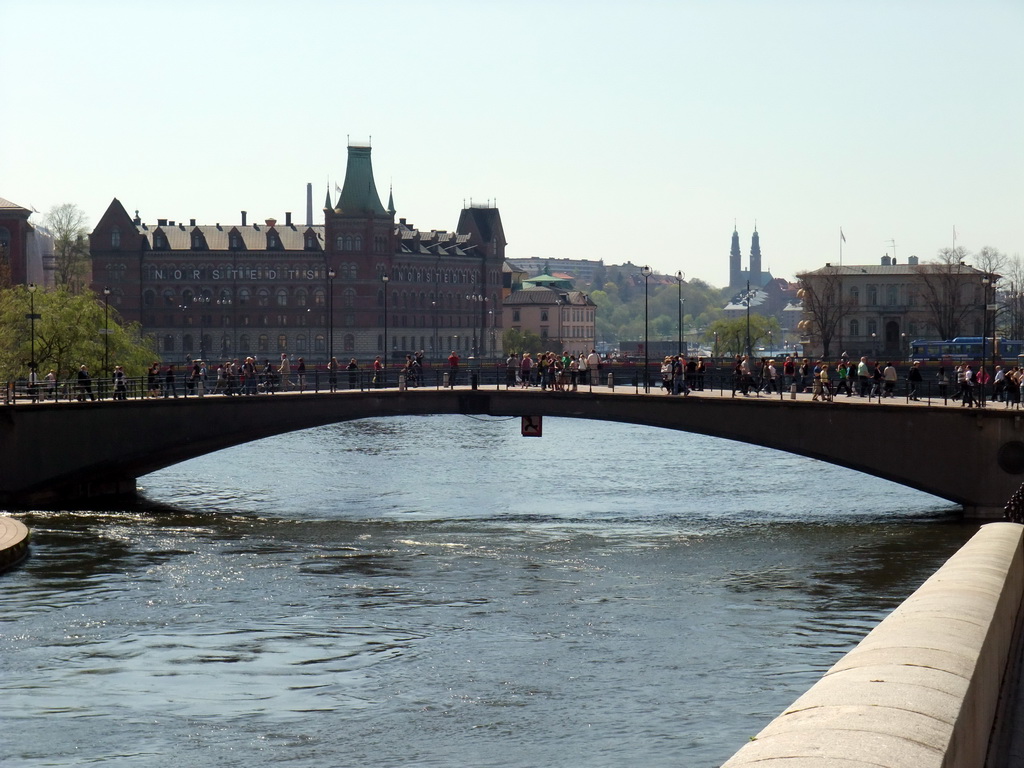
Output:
top-left (744, 280), bottom-right (753, 361)
top-left (103, 287), bottom-right (111, 377)
top-left (488, 309), bottom-right (495, 358)
top-left (675, 271), bottom-right (685, 356)
top-left (381, 272), bottom-right (389, 387)
top-left (768, 329), bottom-right (773, 358)
top-left (981, 275), bottom-right (994, 407)
top-left (641, 265), bottom-right (652, 392)
top-left (327, 268), bottom-right (336, 363)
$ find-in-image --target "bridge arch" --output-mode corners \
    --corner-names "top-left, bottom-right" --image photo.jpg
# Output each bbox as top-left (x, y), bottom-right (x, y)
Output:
top-left (1, 390), bottom-right (1021, 517)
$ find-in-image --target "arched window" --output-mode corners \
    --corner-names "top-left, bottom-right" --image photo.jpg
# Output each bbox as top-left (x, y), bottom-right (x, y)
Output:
top-left (296, 335), bottom-right (307, 352)
top-left (344, 288), bottom-right (356, 308)
top-left (336, 236), bottom-right (344, 251)
top-left (258, 334), bottom-right (269, 352)
top-left (143, 289), bottom-right (156, 307)
top-left (277, 334), bottom-right (288, 351)
top-left (344, 334), bottom-right (355, 351)
top-left (295, 289), bottom-right (308, 307)
top-left (238, 288), bottom-right (251, 306)
top-left (345, 236), bottom-right (354, 251)
top-left (354, 235), bottom-right (362, 250)
top-left (276, 289), bottom-right (288, 307)
top-left (239, 334), bottom-right (250, 352)
top-left (313, 288), bottom-right (325, 307)
top-left (257, 289), bottom-right (270, 307)
top-left (111, 228), bottom-right (121, 248)
top-left (163, 334), bottom-right (175, 352)
top-left (314, 334), bottom-right (325, 352)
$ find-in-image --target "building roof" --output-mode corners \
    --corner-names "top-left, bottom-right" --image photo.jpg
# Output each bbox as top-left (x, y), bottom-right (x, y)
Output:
top-left (798, 262), bottom-right (986, 277)
top-left (333, 144), bottom-right (389, 217)
top-left (505, 287), bottom-right (594, 306)
top-left (0, 197), bottom-right (32, 215)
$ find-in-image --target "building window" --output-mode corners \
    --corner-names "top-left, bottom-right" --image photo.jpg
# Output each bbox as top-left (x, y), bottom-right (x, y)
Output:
top-left (111, 228), bottom-right (121, 248)
top-left (313, 288), bottom-right (325, 306)
top-left (344, 288), bottom-right (356, 308)
top-left (296, 335), bottom-right (307, 352)
top-left (163, 334), bottom-right (175, 352)
top-left (231, 235), bottom-right (240, 249)
top-left (867, 319), bottom-right (878, 336)
top-left (239, 334), bottom-right (250, 352)
top-left (513, 309), bottom-right (520, 322)
top-left (314, 334), bottom-right (325, 352)
top-left (344, 334), bottom-right (355, 351)
top-left (258, 334), bottom-right (269, 352)
top-left (886, 285), bottom-right (898, 305)
top-left (277, 334), bottom-right (288, 351)
top-left (192, 234), bottom-right (203, 249)
top-left (850, 319), bottom-right (860, 337)
top-left (867, 285), bottom-right (878, 306)
top-left (276, 289), bottom-right (288, 307)
top-left (257, 289), bottom-right (270, 307)
top-left (541, 309), bottom-right (549, 322)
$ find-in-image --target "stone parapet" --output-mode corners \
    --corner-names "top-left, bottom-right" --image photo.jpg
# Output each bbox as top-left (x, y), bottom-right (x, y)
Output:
top-left (0, 515), bottom-right (30, 572)
top-left (720, 522), bottom-right (1024, 768)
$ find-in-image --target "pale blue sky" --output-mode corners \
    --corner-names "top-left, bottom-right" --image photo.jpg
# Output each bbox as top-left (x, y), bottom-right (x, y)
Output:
top-left (3, 0), bottom-right (1021, 286)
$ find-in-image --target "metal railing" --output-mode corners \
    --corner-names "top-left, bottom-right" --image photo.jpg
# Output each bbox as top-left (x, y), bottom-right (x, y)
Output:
top-left (3, 365), bottom-right (1019, 409)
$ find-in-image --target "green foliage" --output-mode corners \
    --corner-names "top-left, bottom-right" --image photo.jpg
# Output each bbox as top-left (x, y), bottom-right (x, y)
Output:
top-left (704, 314), bottom-right (781, 357)
top-left (501, 327), bottom-right (542, 356)
top-left (0, 285), bottom-right (156, 381)
top-left (583, 269), bottom-right (731, 349)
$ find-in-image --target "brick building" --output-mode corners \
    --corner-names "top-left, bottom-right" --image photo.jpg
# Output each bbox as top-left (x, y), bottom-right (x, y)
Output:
top-left (88, 144), bottom-right (506, 364)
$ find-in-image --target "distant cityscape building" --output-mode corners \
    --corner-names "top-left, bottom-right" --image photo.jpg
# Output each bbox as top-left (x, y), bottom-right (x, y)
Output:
top-left (88, 144), bottom-right (507, 362)
top-left (504, 273), bottom-right (596, 353)
top-left (797, 255), bottom-right (990, 359)
top-left (728, 226), bottom-right (773, 290)
top-left (507, 257), bottom-right (604, 285)
top-left (0, 197), bottom-right (54, 287)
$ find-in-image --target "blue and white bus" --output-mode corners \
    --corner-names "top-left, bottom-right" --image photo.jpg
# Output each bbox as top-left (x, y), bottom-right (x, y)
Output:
top-left (910, 337), bottom-right (1024, 361)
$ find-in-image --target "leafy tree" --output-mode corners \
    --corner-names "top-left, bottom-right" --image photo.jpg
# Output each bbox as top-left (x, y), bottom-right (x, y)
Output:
top-left (501, 327), bottom-right (542, 356)
top-left (0, 285), bottom-right (155, 382)
top-left (704, 315), bottom-right (780, 358)
top-left (44, 203), bottom-right (91, 292)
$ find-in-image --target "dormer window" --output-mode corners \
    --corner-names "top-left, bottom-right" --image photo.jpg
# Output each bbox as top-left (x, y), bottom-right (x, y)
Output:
top-left (154, 233), bottom-right (166, 249)
top-left (269, 234), bottom-right (278, 249)
top-left (231, 234), bottom-right (240, 249)
top-left (192, 234), bottom-right (203, 249)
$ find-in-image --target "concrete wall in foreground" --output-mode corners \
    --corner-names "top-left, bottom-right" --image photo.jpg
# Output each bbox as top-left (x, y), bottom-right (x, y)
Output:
top-left (720, 522), bottom-right (1024, 768)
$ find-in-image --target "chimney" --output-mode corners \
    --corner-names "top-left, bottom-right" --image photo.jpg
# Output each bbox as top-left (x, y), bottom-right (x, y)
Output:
top-left (285, 212), bottom-right (292, 227)
top-left (157, 218), bottom-right (167, 227)
top-left (265, 218), bottom-right (277, 228)
top-left (306, 183), bottom-right (313, 227)
top-left (241, 210), bottom-right (247, 226)
top-left (190, 218), bottom-right (196, 227)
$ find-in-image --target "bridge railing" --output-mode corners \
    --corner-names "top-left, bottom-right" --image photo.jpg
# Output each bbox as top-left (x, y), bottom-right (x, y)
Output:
top-left (3, 366), bottom-right (1020, 410)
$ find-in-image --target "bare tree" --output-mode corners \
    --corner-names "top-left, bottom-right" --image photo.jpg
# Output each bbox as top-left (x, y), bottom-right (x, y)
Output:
top-left (797, 266), bottom-right (851, 359)
top-left (44, 203), bottom-right (90, 292)
top-left (914, 247), bottom-right (980, 341)
top-left (1002, 254), bottom-right (1024, 339)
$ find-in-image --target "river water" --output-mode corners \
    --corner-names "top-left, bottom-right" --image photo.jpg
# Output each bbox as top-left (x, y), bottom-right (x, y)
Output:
top-left (1, 416), bottom-right (977, 767)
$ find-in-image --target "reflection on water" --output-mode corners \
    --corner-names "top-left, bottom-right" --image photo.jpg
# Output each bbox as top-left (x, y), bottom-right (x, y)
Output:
top-left (1, 416), bottom-right (974, 768)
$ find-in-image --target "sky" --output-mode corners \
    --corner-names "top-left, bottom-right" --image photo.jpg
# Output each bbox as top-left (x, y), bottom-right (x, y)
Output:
top-left (3, 0), bottom-right (1021, 288)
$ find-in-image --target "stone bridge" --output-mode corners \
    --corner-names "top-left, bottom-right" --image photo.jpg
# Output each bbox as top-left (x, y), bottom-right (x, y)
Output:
top-left (2, 388), bottom-right (1024, 516)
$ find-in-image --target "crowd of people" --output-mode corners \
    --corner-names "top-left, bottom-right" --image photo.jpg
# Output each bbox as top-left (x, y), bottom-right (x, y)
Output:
top-left (18, 349), bottom-right (1024, 410)
top-left (503, 349), bottom-right (604, 391)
